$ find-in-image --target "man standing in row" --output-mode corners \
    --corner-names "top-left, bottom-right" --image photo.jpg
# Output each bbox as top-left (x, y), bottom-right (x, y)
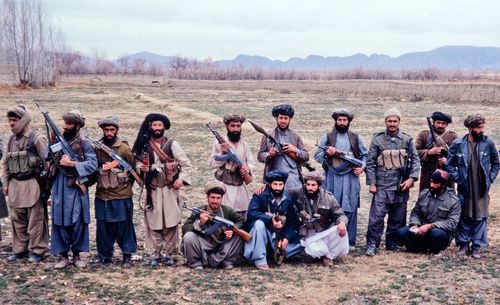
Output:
top-left (50, 110), bottom-right (98, 269)
top-left (94, 116), bottom-right (137, 267)
top-left (258, 104), bottom-right (309, 190)
top-left (416, 111), bottom-right (457, 191)
top-left (182, 182), bottom-right (244, 270)
top-left (133, 113), bottom-right (192, 267)
top-left (397, 169), bottom-right (461, 256)
top-left (365, 108), bottom-right (421, 256)
top-left (209, 114), bottom-right (255, 218)
top-left (314, 108), bottom-right (367, 250)
top-left (289, 171), bottom-right (349, 265)
top-left (446, 114), bottom-right (499, 258)
top-left (2, 105), bottom-right (48, 263)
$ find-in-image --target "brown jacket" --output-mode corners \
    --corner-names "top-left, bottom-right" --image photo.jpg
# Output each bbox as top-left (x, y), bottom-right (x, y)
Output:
top-left (95, 139), bottom-right (135, 200)
top-left (415, 129), bottom-right (458, 191)
top-left (257, 127), bottom-right (309, 181)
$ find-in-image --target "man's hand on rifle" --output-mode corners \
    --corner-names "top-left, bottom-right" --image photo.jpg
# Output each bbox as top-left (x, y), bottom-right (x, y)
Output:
top-left (337, 222), bottom-right (347, 237)
top-left (438, 157), bottom-right (447, 167)
top-left (224, 230), bottom-right (233, 239)
top-left (428, 147), bottom-right (442, 155)
top-left (139, 162), bottom-right (150, 172)
top-left (282, 143), bottom-right (297, 154)
top-left (60, 155), bottom-right (76, 167)
top-left (400, 178), bottom-right (415, 192)
top-left (280, 238), bottom-right (289, 250)
top-left (369, 184), bottom-right (377, 194)
top-left (240, 164), bottom-right (249, 177)
top-left (353, 166), bottom-right (364, 176)
top-left (325, 146), bottom-right (336, 156)
top-left (2, 186), bottom-right (8, 197)
top-left (269, 146), bottom-right (278, 157)
top-left (220, 142), bottom-right (229, 154)
top-left (199, 212), bottom-right (210, 225)
top-left (272, 217), bottom-right (283, 229)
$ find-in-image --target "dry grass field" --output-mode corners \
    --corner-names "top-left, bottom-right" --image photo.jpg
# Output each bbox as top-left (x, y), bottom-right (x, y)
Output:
top-left (0, 79), bottom-right (498, 305)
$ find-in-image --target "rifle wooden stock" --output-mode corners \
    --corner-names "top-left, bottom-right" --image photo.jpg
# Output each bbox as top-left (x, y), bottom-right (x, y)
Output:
top-left (242, 174), bottom-right (253, 185)
top-left (232, 227), bottom-right (252, 242)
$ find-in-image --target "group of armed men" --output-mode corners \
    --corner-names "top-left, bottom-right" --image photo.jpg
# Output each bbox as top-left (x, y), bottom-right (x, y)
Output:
top-left (0, 103), bottom-right (498, 270)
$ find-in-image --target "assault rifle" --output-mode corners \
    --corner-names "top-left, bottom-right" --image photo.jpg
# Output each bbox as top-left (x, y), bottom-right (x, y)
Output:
top-left (206, 122), bottom-right (253, 185)
top-left (35, 102), bottom-right (88, 193)
top-left (397, 139), bottom-right (414, 194)
top-left (85, 136), bottom-right (143, 188)
top-left (247, 119), bottom-right (315, 171)
top-left (315, 144), bottom-right (364, 168)
top-left (426, 117), bottom-right (448, 158)
top-left (182, 203), bottom-right (252, 242)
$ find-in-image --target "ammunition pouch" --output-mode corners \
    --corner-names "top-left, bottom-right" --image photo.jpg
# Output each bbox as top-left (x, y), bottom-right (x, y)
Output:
top-left (7, 150), bottom-right (41, 181)
top-left (153, 162), bottom-right (180, 188)
top-left (97, 168), bottom-right (129, 190)
top-left (377, 149), bottom-right (407, 170)
top-left (214, 163), bottom-right (243, 186)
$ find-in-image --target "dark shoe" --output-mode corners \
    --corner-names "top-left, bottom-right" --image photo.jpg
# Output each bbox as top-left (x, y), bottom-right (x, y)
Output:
top-left (100, 258), bottom-right (113, 266)
top-left (386, 244), bottom-right (401, 252)
top-left (122, 255), bottom-right (133, 268)
top-left (322, 257), bottom-right (333, 266)
top-left (7, 251), bottom-right (29, 262)
top-left (457, 244), bottom-right (470, 256)
top-left (150, 258), bottom-right (160, 267)
top-left (163, 256), bottom-right (174, 266)
top-left (28, 253), bottom-right (44, 263)
top-left (471, 246), bottom-right (481, 259)
top-left (365, 245), bottom-right (377, 256)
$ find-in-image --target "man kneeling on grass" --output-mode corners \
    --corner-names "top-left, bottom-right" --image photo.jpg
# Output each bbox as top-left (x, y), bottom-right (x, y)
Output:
top-left (290, 171), bottom-right (350, 266)
top-left (182, 182), bottom-right (244, 270)
top-left (396, 169), bottom-right (461, 257)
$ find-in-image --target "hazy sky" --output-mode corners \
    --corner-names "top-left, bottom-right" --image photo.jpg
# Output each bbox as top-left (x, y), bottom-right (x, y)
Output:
top-left (46, 0), bottom-right (499, 60)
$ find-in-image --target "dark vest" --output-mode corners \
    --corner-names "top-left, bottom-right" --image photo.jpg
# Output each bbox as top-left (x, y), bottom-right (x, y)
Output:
top-left (326, 130), bottom-right (361, 159)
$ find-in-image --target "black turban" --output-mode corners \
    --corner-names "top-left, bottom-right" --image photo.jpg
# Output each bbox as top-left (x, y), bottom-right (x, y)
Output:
top-left (132, 113), bottom-right (170, 155)
top-left (272, 104), bottom-right (295, 118)
top-left (463, 114), bottom-right (486, 128)
top-left (431, 112), bottom-right (452, 124)
top-left (265, 170), bottom-right (288, 183)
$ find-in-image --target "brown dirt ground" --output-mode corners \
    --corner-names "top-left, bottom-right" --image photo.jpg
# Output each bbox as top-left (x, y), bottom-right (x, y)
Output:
top-left (0, 79), bottom-right (498, 305)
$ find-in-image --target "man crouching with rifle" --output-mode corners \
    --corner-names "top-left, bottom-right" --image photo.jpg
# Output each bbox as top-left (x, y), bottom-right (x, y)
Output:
top-left (182, 182), bottom-right (246, 270)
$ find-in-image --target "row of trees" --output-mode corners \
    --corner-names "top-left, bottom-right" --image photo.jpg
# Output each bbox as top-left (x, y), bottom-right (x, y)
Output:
top-left (52, 53), bottom-right (484, 81)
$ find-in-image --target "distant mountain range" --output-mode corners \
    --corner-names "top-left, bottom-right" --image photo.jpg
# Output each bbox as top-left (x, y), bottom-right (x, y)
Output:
top-left (113, 46), bottom-right (500, 71)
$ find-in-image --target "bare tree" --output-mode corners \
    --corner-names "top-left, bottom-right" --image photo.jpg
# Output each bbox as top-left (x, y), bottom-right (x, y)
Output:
top-left (0, 0), bottom-right (63, 87)
top-left (117, 53), bottom-right (130, 74)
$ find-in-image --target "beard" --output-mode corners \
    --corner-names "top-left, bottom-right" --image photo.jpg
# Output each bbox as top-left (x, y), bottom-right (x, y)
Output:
top-left (305, 189), bottom-right (320, 199)
top-left (429, 185), bottom-right (444, 196)
top-left (433, 126), bottom-right (445, 135)
top-left (227, 131), bottom-right (241, 142)
top-left (272, 189), bottom-right (284, 198)
top-left (471, 130), bottom-right (483, 140)
top-left (335, 123), bottom-right (349, 133)
top-left (63, 127), bottom-right (78, 141)
top-left (103, 135), bottom-right (117, 146)
top-left (151, 129), bottom-right (164, 139)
